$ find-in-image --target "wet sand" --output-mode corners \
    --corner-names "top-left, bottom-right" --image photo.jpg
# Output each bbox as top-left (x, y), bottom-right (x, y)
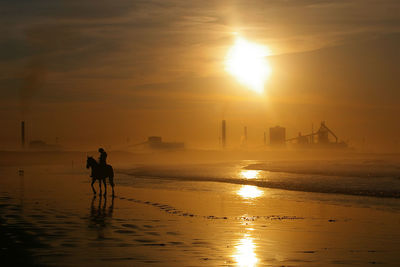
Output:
top-left (1, 165), bottom-right (400, 266)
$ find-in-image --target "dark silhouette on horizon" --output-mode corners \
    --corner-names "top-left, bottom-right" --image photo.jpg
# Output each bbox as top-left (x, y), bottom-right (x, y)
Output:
top-left (86, 148), bottom-right (114, 196)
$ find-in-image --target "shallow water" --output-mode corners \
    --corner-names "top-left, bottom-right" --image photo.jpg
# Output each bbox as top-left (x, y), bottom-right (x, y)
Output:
top-left (120, 159), bottom-right (400, 199)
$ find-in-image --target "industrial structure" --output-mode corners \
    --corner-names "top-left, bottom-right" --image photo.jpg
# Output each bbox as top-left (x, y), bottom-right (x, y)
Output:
top-left (286, 121), bottom-right (347, 148)
top-left (18, 120), bottom-right (61, 151)
top-left (241, 126), bottom-right (248, 146)
top-left (263, 132), bottom-right (266, 146)
top-left (221, 120), bottom-right (226, 148)
top-left (29, 140), bottom-right (62, 151)
top-left (131, 136), bottom-right (184, 150)
top-left (269, 126), bottom-right (286, 146)
top-left (146, 136), bottom-right (184, 150)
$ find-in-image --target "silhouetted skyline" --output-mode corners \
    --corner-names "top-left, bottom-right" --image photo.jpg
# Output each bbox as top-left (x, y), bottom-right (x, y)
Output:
top-left (0, 1), bottom-right (399, 152)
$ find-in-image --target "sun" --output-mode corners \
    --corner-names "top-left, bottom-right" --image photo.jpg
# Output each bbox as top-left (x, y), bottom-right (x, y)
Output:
top-left (225, 37), bottom-right (272, 93)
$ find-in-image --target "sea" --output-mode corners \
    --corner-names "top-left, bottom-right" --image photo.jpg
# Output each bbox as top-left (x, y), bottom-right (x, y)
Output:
top-left (117, 157), bottom-right (400, 211)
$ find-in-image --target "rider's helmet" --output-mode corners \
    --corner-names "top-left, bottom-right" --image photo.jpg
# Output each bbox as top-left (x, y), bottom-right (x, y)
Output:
top-left (98, 148), bottom-right (105, 153)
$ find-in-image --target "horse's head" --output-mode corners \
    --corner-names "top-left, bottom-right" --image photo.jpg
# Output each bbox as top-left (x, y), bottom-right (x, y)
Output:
top-left (86, 156), bottom-right (95, 169)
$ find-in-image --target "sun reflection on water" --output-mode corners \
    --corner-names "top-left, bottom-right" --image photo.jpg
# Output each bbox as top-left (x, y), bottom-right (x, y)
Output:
top-left (233, 234), bottom-right (258, 267)
top-left (237, 185), bottom-right (263, 199)
top-left (240, 170), bottom-right (260, 179)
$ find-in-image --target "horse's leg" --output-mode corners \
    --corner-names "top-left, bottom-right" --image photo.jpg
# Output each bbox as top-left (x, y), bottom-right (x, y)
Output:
top-left (91, 178), bottom-right (96, 194)
top-left (109, 177), bottom-right (114, 197)
top-left (99, 179), bottom-right (102, 195)
top-left (103, 179), bottom-right (107, 196)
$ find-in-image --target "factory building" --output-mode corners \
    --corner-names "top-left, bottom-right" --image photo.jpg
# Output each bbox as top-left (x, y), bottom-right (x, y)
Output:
top-left (285, 121), bottom-right (347, 149)
top-left (269, 126), bottom-right (286, 146)
top-left (146, 136), bottom-right (184, 150)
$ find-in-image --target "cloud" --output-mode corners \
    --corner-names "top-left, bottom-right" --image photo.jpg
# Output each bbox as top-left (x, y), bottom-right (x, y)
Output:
top-left (0, 0), bottom-right (399, 106)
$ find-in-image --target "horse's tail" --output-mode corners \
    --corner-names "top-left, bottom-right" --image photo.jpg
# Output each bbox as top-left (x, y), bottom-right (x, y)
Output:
top-left (108, 165), bottom-right (115, 187)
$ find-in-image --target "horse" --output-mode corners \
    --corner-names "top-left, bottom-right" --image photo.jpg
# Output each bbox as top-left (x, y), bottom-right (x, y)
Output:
top-left (86, 156), bottom-right (115, 196)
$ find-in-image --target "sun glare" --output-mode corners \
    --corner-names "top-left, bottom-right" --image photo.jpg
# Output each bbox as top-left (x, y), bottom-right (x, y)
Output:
top-left (237, 185), bottom-right (263, 199)
top-left (240, 170), bottom-right (260, 179)
top-left (226, 37), bottom-right (272, 93)
top-left (233, 235), bottom-right (259, 267)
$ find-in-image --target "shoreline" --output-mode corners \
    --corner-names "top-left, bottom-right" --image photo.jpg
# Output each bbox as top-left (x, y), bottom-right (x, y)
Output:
top-left (0, 165), bottom-right (399, 266)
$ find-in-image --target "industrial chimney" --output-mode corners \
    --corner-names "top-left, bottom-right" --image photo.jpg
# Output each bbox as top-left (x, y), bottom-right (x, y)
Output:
top-left (264, 131), bottom-right (266, 146)
top-left (221, 120), bottom-right (226, 148)
top-left (21, 121), bottom-right (25, 149)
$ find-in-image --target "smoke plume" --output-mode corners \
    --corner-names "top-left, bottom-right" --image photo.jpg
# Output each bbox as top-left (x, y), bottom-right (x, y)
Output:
top-left (19, 58), bottom-right (46, 119)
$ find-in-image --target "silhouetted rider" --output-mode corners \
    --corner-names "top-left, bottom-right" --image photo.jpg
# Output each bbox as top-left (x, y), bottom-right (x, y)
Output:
top-left (98, 148), bottom-right (107, 167)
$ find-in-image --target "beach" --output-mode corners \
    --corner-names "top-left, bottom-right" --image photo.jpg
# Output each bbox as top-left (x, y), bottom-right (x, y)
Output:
top-left (2, 0), bottom-right (399, 265)
top-left (1, 152), bottom-right (400, 266)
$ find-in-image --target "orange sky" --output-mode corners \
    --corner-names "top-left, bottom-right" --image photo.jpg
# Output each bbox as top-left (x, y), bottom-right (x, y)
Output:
top-left (0, 0), bottom-right (399, 151)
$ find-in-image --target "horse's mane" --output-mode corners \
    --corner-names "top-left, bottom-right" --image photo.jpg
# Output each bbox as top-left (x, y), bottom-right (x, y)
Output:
top-left (87, 156), bottom-right (98, 165)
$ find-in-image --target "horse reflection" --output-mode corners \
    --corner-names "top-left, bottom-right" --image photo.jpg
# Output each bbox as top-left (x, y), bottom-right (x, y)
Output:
top-left (88, 195), bottom-right (114, 238)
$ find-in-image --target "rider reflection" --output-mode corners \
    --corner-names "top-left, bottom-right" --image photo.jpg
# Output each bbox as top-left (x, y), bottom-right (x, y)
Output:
top-left (88, 195), bottom-right (114, 238)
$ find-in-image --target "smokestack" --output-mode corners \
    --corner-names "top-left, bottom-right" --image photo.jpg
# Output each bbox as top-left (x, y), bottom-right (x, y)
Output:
top-left (264, 131), bottom-right (266, 146)
top-left (244, 126), bottom-right (247, 142)
top-left (21, 121), bottom-right (25, 149)
top-left (221, 120), bottom-right (226, 148)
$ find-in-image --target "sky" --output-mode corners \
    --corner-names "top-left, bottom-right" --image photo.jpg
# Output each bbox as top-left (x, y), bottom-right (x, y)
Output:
top-left (0, 0), bottom-right (399, 151)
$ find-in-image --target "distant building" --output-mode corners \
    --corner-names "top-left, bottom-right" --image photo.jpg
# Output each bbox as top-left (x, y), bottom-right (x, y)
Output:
top-left (269, 126), bottom-right (286, 146)
top-left (297, 133), bottom-right (309, 144)
top-left (147, 136), bottom-right (184, 150)
top-left (148, 136), bottom-right (162, 144)
top-left (29, 140), bottom-right (62, 151)
top-left (317, 121), bottom-right (331, 144)
top-left (285, 121), bottom-right (348, 149)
